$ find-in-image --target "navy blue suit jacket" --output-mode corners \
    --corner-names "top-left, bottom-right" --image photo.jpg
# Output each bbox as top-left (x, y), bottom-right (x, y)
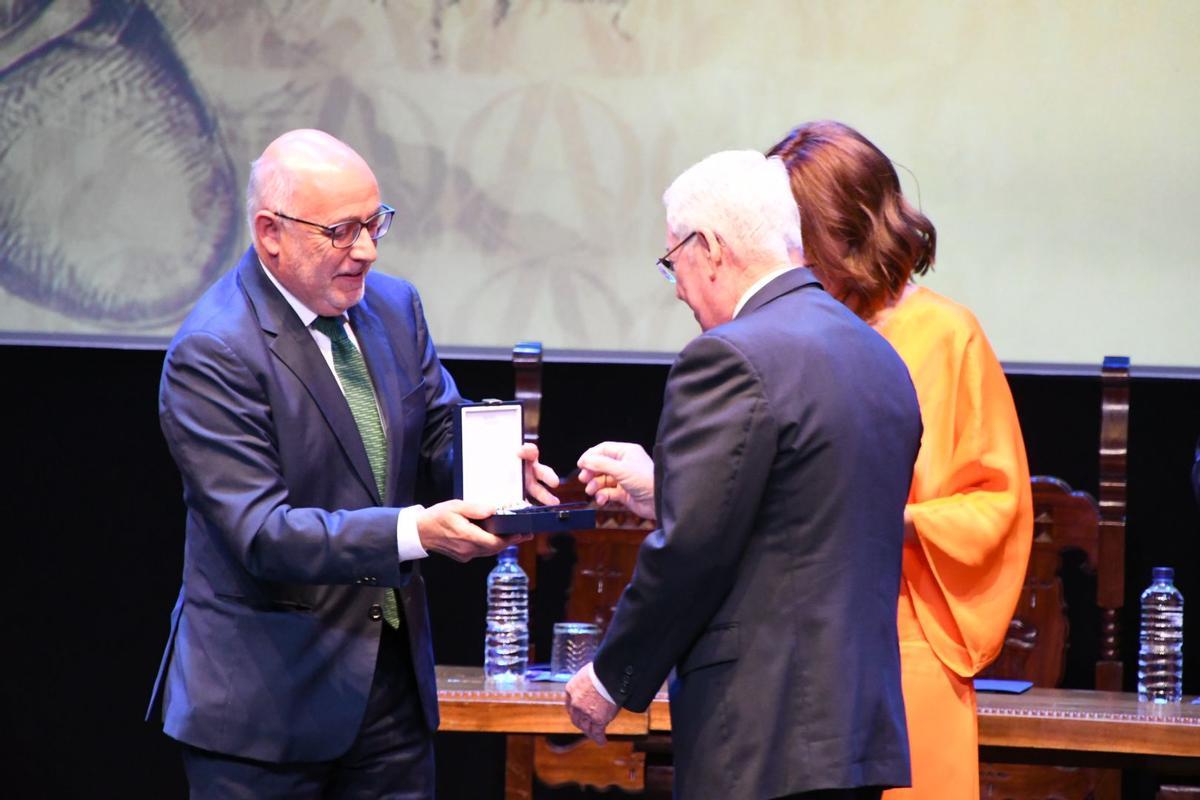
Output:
top-left (593, 269), bottom-right (922, 798)
top-left (147, 247), bottom-right (460, 762)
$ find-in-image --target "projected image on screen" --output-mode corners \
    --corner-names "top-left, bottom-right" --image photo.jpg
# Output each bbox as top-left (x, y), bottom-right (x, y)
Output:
top-left (0, 0), bottom-right (238, 330)
top-left (0, 1), bottom-right (1196, 368)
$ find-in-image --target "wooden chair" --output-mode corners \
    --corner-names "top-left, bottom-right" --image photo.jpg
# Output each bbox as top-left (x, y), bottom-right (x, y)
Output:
top-left (979, 356), bottom-right (1129, 800)
top-left (504, 344), bottom-right (661, 799)
top-left (526, 493), bottom-right (665, 798)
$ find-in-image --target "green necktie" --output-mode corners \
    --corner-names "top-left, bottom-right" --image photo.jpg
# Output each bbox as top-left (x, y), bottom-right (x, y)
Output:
top-left (313, 315), bottom-right (401, 630)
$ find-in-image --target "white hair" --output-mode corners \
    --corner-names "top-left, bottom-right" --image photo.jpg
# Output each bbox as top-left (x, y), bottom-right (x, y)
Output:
top-left (662, 150), bottom-right (801, 265)
top-left (245, 155), bottom-right (295, 238)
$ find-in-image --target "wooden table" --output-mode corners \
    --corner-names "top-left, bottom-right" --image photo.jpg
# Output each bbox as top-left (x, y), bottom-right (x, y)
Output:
top-left (976, 688), bottom-right (1200, 772)
top-left (438, 667), bottom-right (1200, 791)
top-left (438, 665), bottom-right (650, 735)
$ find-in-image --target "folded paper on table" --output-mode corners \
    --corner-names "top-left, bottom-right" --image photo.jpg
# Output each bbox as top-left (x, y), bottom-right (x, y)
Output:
top-left (974, 678), bottom-right (1034, 694)
top-left (525, 666), bottom-right (573, 683)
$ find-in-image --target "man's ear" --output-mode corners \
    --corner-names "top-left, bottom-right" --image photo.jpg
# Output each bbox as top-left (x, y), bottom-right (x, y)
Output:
top-left (696, 228), bottom-right (723, 280)
top-left (254, 210), bottom-right (282, 257)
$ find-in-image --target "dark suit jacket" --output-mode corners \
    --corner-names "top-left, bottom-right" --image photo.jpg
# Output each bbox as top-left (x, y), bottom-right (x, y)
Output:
top-left (593, 269), bottom-right (922, 799)
top-left (147, 247), bottom-right (461, 763)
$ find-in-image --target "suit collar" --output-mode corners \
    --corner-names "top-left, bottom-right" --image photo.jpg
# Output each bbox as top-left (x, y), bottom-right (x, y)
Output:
top-left (733, 265), bottom-right (797, 319)
top-left (236, 247), bottom-right (385, 505)
top-left (735, 267), bottom-right (823, 319)
top-left (258, 256), bottom-right (320, 328)
top-left (237, 247), bottom-right (289, 336)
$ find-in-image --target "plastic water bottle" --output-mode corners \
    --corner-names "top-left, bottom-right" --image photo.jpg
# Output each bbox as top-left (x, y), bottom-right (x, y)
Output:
top-left (1138, 566), bottom-right (1184, 703)
top-left (484, 546), bottom-right (528, 681)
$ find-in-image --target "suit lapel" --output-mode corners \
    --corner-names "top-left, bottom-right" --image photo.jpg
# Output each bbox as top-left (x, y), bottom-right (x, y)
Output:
top-left (237, 250), bottom-right (381, 504)
top-left (736, 267), bottom-right (823, 318)
top-left (349, 296), bottom-right (412, 507)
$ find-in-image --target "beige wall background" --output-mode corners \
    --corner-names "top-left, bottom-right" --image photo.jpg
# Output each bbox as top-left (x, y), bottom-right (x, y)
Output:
top-left (1, 1), bottom-right (1196, 366)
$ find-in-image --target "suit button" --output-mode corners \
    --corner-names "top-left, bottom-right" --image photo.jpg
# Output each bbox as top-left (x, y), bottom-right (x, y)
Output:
top-left (369, 604), bottom-right (383, 620)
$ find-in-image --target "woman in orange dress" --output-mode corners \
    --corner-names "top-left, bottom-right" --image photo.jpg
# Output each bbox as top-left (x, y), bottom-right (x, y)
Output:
top-left (768, 121), bottom-right (1033, 800)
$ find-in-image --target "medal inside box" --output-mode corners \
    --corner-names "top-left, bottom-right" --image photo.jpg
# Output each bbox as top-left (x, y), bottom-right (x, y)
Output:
top-left (453, 401), bottom-right (595, 535)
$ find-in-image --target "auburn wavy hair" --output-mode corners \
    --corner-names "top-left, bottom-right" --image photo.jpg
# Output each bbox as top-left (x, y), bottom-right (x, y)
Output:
top-left (767, 121), bottom-right (935, 317)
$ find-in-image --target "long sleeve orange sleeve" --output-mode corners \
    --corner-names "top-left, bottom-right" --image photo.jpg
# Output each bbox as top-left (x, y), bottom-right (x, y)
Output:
top-left (878, 287), bottom-right (1033, 678)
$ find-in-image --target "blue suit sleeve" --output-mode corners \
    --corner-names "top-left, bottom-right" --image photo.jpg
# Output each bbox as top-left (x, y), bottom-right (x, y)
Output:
top-left (159, 330), bottom-right (406, 586)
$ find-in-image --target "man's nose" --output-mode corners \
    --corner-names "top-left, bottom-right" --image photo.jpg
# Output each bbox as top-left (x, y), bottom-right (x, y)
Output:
top-left (350, 230), bottom-right (377, 261)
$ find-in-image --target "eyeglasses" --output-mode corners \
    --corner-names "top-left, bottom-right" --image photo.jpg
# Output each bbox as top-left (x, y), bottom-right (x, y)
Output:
top-left (273, 204), bottom-right (395, 249)
top-left (655, 231), bottom-right (698, 284)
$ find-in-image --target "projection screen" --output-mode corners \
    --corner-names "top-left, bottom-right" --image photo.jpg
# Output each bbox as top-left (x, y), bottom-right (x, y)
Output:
top-left (1, 0), bottom-right (1197, 369)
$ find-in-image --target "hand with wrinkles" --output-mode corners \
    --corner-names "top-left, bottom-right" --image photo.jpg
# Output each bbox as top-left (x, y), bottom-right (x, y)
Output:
top-left (565, 663), bottom-right (619, 745)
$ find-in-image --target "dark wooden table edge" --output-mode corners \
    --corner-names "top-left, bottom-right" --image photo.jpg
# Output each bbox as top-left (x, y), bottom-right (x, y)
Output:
top-left (980, 745), bottom-right (1200, 776)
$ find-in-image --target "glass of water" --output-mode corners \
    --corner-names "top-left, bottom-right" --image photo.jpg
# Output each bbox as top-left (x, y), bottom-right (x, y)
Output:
top-left (550, 622), bottom-right (601, 678)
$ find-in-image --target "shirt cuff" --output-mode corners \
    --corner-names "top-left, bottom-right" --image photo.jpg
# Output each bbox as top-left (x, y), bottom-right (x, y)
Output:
top-left (586, 661), bottom-right (615, 704)
top-left (396, 505), bottom-right (428, 562)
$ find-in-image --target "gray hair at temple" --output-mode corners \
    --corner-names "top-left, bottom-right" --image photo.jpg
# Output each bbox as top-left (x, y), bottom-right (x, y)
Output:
top-left (245, 155), bottom-right (296, 238)
top-left (662, 150), bottom-right (801, 266)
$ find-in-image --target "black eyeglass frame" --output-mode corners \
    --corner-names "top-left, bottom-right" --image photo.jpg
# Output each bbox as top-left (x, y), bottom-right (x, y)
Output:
top-left (272, 203), bottom-right (395, 249)
top-left (655, 231), bottom-right (699, 283)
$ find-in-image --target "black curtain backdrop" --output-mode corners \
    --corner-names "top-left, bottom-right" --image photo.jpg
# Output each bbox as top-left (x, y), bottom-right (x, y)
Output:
top-left (2, 344), bottom-right (1197, 799)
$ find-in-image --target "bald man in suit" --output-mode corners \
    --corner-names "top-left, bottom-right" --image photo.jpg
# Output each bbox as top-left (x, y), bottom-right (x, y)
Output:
top-left (148, 129), bottom-right (555, 798)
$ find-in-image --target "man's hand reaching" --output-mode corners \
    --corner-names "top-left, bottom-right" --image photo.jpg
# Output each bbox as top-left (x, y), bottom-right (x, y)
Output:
top-left (576, 441), bottom-right (656, 520)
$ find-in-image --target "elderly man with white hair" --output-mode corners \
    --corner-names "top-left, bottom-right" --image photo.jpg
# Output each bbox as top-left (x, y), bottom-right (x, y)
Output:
top-left (565, 151), bottom-right (923, 800)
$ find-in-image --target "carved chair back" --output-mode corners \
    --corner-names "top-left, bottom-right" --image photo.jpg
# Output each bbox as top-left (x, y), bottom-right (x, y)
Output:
top-left (979, 357), bottom-right (1129, 800)
top-left (503, 344), bottom-right (661, 799)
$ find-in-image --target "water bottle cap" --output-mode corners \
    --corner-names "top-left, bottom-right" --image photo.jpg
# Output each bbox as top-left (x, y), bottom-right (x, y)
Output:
top-left (499, 545), bottom-right (518, 561)
top-left (1152, 566), bottom-right (1175, 582)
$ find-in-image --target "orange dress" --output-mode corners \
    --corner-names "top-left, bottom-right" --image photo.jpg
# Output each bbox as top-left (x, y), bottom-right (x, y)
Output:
top-left (874, 287), bottom-right (1033, 800)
